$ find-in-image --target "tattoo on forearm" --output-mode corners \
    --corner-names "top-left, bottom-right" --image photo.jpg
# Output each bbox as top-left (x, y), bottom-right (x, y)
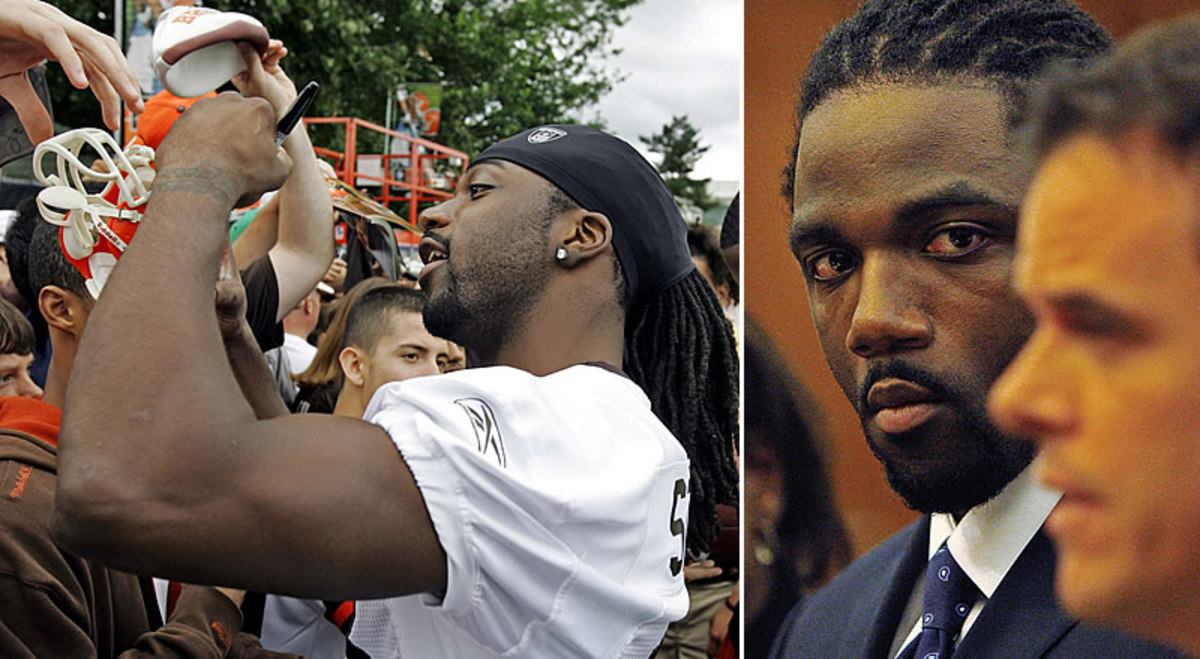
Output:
top-left (153, 165), bottom-right (240, 206)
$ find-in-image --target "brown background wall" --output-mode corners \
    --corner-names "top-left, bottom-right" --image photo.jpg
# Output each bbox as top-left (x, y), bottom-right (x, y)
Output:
top-left (744, 0), bottom-right (1200, 556)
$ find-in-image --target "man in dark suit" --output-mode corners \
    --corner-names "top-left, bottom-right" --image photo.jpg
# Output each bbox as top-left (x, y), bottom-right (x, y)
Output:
top-left (769, 1), bottom-right (1183, 656)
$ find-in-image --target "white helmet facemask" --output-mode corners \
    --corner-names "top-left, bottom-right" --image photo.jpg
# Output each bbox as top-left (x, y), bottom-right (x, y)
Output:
top-left (32, 129), bottom-right (155, 298)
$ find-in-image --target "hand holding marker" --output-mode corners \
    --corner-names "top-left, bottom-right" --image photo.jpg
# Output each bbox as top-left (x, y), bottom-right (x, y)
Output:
top-left (275, 81), bottom-right (319, 146)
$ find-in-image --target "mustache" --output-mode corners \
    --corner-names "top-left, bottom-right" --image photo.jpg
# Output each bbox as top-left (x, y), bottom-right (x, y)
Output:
top-left (857, 360), bottom-right (965, 416)
top-left (423, 230), bottom-right (450, 253)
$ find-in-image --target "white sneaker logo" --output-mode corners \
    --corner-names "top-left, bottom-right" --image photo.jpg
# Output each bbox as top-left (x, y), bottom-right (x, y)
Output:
top-left (527, 127), bottom-right (567, 144)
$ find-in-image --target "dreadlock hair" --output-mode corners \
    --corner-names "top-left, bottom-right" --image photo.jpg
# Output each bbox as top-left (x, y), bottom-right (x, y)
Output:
top-left (538, 181), bottom-right (739, 554)
top-left (623, 254), bottom-right (740, 555)
top-left (0, 297), bottom-right (35, 357)
top-left (783, 0), bottom-right (1112, 205)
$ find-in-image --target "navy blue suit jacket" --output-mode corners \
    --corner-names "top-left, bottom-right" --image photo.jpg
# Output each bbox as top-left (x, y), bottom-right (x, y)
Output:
top-left (768, 516), bottom-right (1183, 658)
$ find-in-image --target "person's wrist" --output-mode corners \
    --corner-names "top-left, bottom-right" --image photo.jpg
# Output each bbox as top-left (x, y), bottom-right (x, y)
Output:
top-left (281, 121), bottom-right (312, 154)
top-left (150, 162), bottom-right (244, 210)
top-left (724, 597), bottom-right (737, 612)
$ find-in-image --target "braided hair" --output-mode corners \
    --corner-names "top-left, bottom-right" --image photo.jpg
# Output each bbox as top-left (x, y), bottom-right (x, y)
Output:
top-left (624, 264), bottom-right (740, 555)
top-left (783, 0), bottom-right (1111, 202)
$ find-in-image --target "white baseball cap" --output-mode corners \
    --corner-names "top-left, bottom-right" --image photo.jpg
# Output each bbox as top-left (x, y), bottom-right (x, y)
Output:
top-left (153, 7), bottom-right (270, 98)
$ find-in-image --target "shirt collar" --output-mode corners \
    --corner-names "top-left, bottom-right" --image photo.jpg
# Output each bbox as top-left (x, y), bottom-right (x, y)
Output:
top-left (929, 465), bottom-right (1062, 597)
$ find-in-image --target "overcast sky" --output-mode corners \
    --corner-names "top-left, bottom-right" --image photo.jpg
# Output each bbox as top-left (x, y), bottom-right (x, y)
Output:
top-left (588, 0), bottom-right (742, 184)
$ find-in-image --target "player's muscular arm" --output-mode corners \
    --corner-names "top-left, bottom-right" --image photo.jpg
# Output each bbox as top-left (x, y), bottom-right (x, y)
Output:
top-left (54, 93), bottom-right (446, 600)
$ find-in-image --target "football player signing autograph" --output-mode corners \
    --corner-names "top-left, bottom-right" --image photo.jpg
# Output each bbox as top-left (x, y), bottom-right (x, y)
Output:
top-left (51, 92), bottom-right (739, 659)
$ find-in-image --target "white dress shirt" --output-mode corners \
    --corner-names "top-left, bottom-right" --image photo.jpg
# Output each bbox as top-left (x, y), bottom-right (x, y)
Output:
top-left (890, 466), bottom-right (1062, 657)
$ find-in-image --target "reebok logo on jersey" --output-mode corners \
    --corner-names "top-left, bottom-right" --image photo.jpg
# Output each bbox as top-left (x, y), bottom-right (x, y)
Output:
top-left (527, 127), bottom-right (567, 144)
top-left (455, 398), bottom-right (507, 468)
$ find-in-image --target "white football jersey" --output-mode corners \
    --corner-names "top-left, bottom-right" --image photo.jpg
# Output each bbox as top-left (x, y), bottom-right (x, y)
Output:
top-left (349, 364), bottom-right (691, 658)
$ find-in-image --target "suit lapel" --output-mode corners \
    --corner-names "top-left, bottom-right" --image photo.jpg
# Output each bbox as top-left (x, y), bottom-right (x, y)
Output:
top-left (956, 529), bottom-right (1075, 657)
top-left (857, 516), bottom-right (932, 658)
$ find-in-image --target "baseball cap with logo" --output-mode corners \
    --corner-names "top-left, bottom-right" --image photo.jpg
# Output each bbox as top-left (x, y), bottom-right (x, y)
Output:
top-left (153, 6), bottom-right (269, 98)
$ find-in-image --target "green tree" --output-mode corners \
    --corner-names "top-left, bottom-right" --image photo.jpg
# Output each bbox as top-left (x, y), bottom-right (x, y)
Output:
top-left (639, 114), bottom-right (715, 211)
top-left (45, 0), bottom-right (639, 156)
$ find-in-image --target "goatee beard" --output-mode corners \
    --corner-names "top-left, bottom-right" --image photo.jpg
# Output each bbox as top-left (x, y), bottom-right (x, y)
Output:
top-left (857, 360), bottom-right (1034, 514)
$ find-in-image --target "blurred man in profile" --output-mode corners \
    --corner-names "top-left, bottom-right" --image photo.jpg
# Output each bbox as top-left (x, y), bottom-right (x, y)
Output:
top-left (990, 14), bottom-right (1200, 656)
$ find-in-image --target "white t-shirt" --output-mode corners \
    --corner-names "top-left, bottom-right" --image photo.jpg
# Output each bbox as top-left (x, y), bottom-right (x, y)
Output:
top-left (282, 332), bottom-right (317, 375)
top-left (349, 364), bottom-right (691, 658)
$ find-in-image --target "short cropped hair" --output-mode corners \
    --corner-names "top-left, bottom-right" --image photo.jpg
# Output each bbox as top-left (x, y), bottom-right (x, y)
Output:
top-left (1027, 15), bottom-right (1200, 162)
top-left (342, 286), bottom-right (427, 354)
top-left (28, 220), bottom-right (90, 307)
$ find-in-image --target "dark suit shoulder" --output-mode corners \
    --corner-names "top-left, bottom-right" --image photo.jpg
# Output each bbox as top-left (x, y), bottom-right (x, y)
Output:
top-left (1045, 620), bottom-right (1186, 657)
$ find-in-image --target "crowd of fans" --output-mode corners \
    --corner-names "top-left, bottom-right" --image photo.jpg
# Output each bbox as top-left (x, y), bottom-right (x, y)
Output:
top-left (0, 1), bottom-right (740, 657)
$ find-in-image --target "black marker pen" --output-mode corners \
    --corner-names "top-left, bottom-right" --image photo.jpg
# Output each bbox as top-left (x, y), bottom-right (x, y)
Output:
top-left (275, 81), bottom-right (319, 146)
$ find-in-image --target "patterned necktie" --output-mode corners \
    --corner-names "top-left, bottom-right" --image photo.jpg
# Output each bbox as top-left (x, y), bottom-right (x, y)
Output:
top-left (897, 542), bottom-right (980, 659)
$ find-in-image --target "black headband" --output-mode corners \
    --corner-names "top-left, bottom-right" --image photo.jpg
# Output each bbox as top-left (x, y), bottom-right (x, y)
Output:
top-left (475, 124), bottom-right (694, 303)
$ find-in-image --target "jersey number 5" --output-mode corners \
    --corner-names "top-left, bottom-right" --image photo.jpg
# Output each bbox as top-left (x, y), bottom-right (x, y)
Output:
top-left (668, 478), bottom-right (688, 576)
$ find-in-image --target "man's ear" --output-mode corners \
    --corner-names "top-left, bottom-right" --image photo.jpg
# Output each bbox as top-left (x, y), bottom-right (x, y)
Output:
top-left (338, 346), bottom-right (366, 387)
top-left (554, 211), bottom-right (613, 268)
top-left (38, 286), bottom-right (86, 337)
